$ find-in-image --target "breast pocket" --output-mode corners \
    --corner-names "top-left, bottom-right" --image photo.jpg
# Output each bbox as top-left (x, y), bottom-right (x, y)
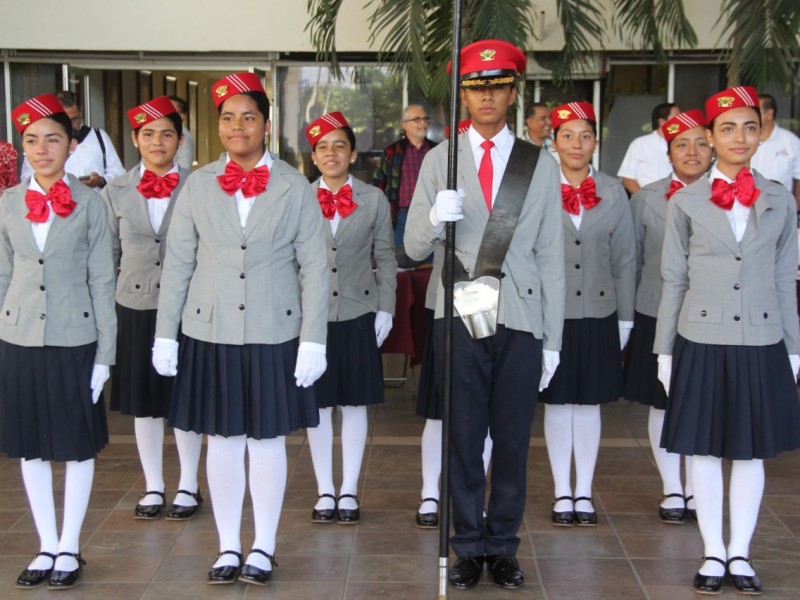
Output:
top-left (685, 305), bottom-right (722, 324)
top-left (126, 279), bottom-right (151, 294)
top-left (517, 281), bottom-right (540, 301)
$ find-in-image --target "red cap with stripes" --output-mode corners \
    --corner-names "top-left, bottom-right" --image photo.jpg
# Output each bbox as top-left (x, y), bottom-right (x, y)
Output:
top-left (211, 72), bottom-right (265, 108)
top-left (306, 112), bottom-right (349, 148)
top-left (705, 86), bottom-right (759, 123)
top-left (550, 102), bottom-right (596, 130)
top-left (127, 96), bottom-right (178, 130)
top-left (661, 109), bottom-right (707, 143)
top-left (11, 93), bottom-right (66, 134)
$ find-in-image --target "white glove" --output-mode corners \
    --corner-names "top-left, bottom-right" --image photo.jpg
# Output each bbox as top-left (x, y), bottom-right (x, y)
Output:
top-left (152, 337), bottom-right (179, 377)
top-left (429, 188), bottom-right (464, 228)
top-left (90, 364), bottom-right (110, 404)
top-left (790, 354), bottom-right (800, 380)
top-left (374, 311), bottom-right (393, 348)
top-left (294, 341), bottom-right (327, 388)
top-left (539, 349), bottom-right (560, 392)
top-left (619, 321), bottom-right (633, 350)
top-left (657, 354), bottom-right (672, 396)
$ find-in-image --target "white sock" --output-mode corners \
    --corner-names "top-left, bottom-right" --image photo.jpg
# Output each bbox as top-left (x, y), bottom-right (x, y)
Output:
top-left (172, 428), bottom-right (203, 507)
top-left (20, 459), bottom-right (58, 570)
top-left (691, 455), bottom-right (726, 576)
top-left (55, 459), bottom-right (94, 572)
top-left (544, 404), bottom-right (574, 512)
top-left (134, 417), bottom-right (165, 506)
top-left (307, 407), bottom-right (335, 511)
top-left (684, 455), bottom-right (695, 509)
top-left (419, 419), bottom-right (441, 514)
top-left (727, 459), bottom-right (764, 576)
top-left (648, 408), bottom-right (684, 509)
top-left (207, 435), bottom-right (246, 568)
top-left (339, 405), bottom-right (367, 510)
top-left (246, 437), bottom-right (286, 571)
top-left (573, 405), bottom-right (601, 512)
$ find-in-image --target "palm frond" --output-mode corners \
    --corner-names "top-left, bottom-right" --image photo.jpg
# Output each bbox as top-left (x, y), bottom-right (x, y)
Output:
top-left (612, 0), bottom-right (697, 60)
top-left (552, 0), bottom-right (606, 85)
top-left (304, 0), bottom-right (345, 79)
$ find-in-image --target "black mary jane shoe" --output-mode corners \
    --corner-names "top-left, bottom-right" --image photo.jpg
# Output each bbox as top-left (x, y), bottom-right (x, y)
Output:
top-left (47, 552), bottom-right (86, 590)
top-left (415, 497), bottom-right (439, 529)
top-left (727, 556), bottom-right (763, 595)
top-left (574, 496), bottom-right (598, 526)
top-left (692, 556), bottom-right (726, 595)
top-left (486, 555), bottom-right (524, 589)
top-left (658, 492), bottom-right (686, 524)
top-left (551, 495), bottom-right (575, 527)
top-left (311, 493), bottom-right (337, 523)
top-left (15, 551), bottom-right (56, 589)
top-left (207, 550), bottom-right (243, 585)
top-left (448, 556), bottom-right (484, 589)
top-left (134, 490), bottom-right (166, 520)
top-left (685, 495), bottom-right (698, 522)
top-left (336, 493), bottom-right (360, 524)
top-left (166, 489), bottom-right (204, 520)
top-left (238, 549), bottom-right (277, 586)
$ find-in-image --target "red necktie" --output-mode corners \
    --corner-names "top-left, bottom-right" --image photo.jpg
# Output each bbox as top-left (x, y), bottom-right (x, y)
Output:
top-left (478, 140), bottom-right (494, 212)
top-left (25, 180), bottom-right (76, 223)
top-left (710, 167), bottom-right (760, 211)
top-left (217, 162), bottom-right (270, 197)
top-left (561, 177), bottom-right (600, 215)
top-left (137, 170), bottom-right (179, 199)
top-left (665, 179), bottom-right (684, 200)
top-left (317, 185), bottom-right (357, 219)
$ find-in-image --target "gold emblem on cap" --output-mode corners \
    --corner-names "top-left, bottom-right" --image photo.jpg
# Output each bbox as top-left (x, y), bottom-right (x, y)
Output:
top-left (479, 49), bottom-right (496, 62)
top-left (557, 109), bottom-right (572, 119)
top-left (17, 113), bottom-right (31, 126)
top-left (134, 112), bottom-right (147, 124)
top-left (666, 124), bottom-right (680, 134)
top-left (310, 125), bottom-right (322, 138)
top-left (215, 85), bottom-right (229, 98)
top-left (717, 96), bottom-right (735, 108)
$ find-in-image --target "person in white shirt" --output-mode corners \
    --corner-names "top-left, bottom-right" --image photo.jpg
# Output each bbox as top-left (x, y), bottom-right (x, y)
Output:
top-left (169, 95), bottom-right (196, 171)
top-left (750, 94), bottom-right (800, 209)
top-left (618, 103), bottom-right (681, 195)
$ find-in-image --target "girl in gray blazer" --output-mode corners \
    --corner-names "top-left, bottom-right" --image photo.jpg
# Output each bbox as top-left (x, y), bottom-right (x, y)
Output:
top-left (625, 109), bottom-right (713, 525)
top-left (655, 87), bottom-right (800, 595)
top-left (303, 112), bottom-right (396, 524)
top-left (102, 97), bottom-right (203, 522)
top-left (1, 95), bottom-right (116, 589)
top-left (539, 102), bottom-right (636, 527)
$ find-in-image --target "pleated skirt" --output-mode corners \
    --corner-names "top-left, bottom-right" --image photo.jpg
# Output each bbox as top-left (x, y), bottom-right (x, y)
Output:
top-left (415, 317), bottom-right (441, 420)
top-left (0, 340), bottom-right (108, 461)
top-left (313, 313), bottom-right (384, 408)
top-left (624, 312), bottom-right (667, 409)
top-left (661, 335), bottom-right (800, 460)
top-left (168, 335), bottom-right (320, 439)
top-left (539, 314), bottom-right (623, 405)
top-left (110, 304), bottom-right (173, 418)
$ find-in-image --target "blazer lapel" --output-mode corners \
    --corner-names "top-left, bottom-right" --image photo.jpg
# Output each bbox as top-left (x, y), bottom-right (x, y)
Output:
top-left (310, 180), bottom-right (336, 244)
top-left (334, 180), bottom-right (366, 240)
top-left (683, 179), bottom-right (741, 254)
top-left (157, 167), bottom-right (190, 237)
top-left (577, 178), bottom-right (613, 235)
top-left (741, 177), bottom-right (779, 249)
top-left (213, 154), bottom-right (248, 236)
top-left (561, 209), bottom-right (579, 237)
top-left (43, 185), bottom-right (87, 253)
top-left (9, 188), bottom-right (41, 256)
top-left (243, 158), bottom-right (286, 239)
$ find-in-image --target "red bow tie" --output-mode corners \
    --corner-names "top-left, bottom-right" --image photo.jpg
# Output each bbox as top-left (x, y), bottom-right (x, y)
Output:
top-left (317, 185), bottom-right (356, 219)
top-left (217, 162), bottom-right (270, 197)
top-left (665, 179), bottom-right (684, 200)
top-left (561, 178), bottom-right (600, 215)
top-left (25, 180), bottom-right (76, 223)
top-left (138, 170), bottom-right (179, 199)
top-left (710, 168), bottom-right (760, 211)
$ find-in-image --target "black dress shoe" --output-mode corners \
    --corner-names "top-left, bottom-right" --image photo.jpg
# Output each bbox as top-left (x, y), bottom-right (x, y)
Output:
top-left (336, 493), bottom-right (360, 524)
top-left (415, 497), bottom-right (439, 528)
top-left (311, 493), bottom-right (337, 523)
top-left (574, 496), bottom-right (598, 526)
top-left (448, 556), bottom-right (484, 589)
top-left (692, 556), bottom-right (726, 595)
top-left (15, 551), bottom-right (56, 588)
top-left (727, 556), bottom-right (762, 595)
top-left (47, 552), bottom-right (85, 589)
top-left (685, 495), bottom-right (698, 522)
top-left (134, 490), bottom-right (166, 520)
top-left (166, 489), bottom-right (203, 520)
top-left (207, 550), bottom-right (242, 585)
top-left (658, 492), bottom-right (685, 524)
top-left (238, 549), bottom-right (277, 586)
top-left (486, 555), bottom-right (524, 589)
top-left (551, 495), bottom-right (575, 526)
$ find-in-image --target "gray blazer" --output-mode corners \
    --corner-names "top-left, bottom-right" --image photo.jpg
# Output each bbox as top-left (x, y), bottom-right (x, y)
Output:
top-left (562, 170), bottom-right (636, 321)
top-left (654, 172), bottom-right (800, 354)
top-left (102, 166), bottom-right (190, 310)
top-left (630, 176), bottom-right (671, 318)
top-left (0, 175), bottom-right (117, 365)
top-left (311, 177), bottom-right (397, 321)
top-left (155, 154), bottom-right (329, 346)
top-left (404, 134), bottom-right (565, 351)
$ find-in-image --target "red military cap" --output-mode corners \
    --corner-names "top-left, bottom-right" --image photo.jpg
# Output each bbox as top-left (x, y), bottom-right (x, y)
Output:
top-left (127, 96), bottom-right (178, 130)
top-left (306, 111), bottom-right (349, 148)
top-left (705, 86), bottom-right (758, 123)
top-left (211, 72), bottom-right (265, 108)
top-left (448, 39), bottom-right (526, 88)
top-left (11, 93), bottom-right (66, 134)
top-left (550, 102), bottom-right (596, 130)
top-left (661, 109), bottom-right (707, 143)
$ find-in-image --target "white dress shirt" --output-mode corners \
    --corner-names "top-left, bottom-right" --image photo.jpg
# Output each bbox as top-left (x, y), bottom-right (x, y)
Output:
top-left (617, 131), bottom-right (671, 187)
top-left (318, 175), bottom-right (353, 237)
top-left (750, 125), bottom-right (800, 191)
top-left (226, 151), bottom-right (273, 230)
top-left (27, 176), bottom-right (64, 252)
top-left (710, 166), bottom-right (750, 243)
top-left (468, 124), bottom-right (515, 207)
top-left (560, 166), bottom-right (596, 230)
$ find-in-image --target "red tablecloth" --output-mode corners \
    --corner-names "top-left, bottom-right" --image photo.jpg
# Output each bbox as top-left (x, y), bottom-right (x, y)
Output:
top-left (381, 269), bottom-right (432, 366)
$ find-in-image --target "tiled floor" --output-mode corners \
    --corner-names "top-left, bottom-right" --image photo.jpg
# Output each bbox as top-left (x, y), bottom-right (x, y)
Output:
top-left (1, 358), bottom-right (800, 599)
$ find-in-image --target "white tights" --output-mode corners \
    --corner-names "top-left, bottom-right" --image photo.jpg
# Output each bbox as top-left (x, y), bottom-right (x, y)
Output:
top-left (648, 408), bottom-right (693, 509)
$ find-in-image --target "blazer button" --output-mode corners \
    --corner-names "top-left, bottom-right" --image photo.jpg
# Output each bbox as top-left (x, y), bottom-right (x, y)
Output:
top-left (38, 259), bottom-right (44, 265)
top-left (155, 261), bottom-right (161, 266)
top-left (155, 238), bottom-right (160, 243)
top-left (734, 315), bottom-right (741, 321)
top-left (241, 244), bottom-right (246, 250)
top-left (196, 308), bottom-right (201, 314)
top-left (364, 290), bottom-right (370, 295)
top-left (763, 312), bottom-right (769, 319)
top-left (239, 273), bottom-right (245, 279)
top-left (286, 309), bottom-right (292, 316)
top-left (135, 284), bottom-right (141, 289)
top-left (574, 264), bottom-right (580, 269)
top-left (575, 240), bottom-right (581, 245)
top-left (239, 304), bottom-right (245, 310)
top-left (576, 291), bottom-right (582, 296)
top-left (332, 246), bottom-right (337, 251)
top-left (83, 312), bottom-right (89, 318)
top-left (733, 283), bottom-right (740, 290)
top-left (40, 313), bottom-right (46, 320)
top-left (156, 283), bottom-right (160, 289)
top-left (700, 310), bottom-right (707, 317)
top-left (332, 267), bottom-right (337, 273)
top-left (500, 272), bottom-right (505, 278)
top-left (527, 288), bottom-right (533, 295)
top-left (735, 256), bottom-right (741, 261)
top-left (599, 291), bottom-right (605, 296)
top-left (333, 291), bottom-right (339, 297)
top-left (39, 285), bottom-right (45, 291)
top-left (5, 310), bottom-right (8, 316)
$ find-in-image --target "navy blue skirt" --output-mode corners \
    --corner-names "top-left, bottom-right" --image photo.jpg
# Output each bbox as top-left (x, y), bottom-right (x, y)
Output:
top-left (0, 341), bottom-right (108, 461)
top-left (539, 314), bottom-right (623, 406)
top-left (624, 312), bottom-right (667, 409)
top-left (313, 313), bottom-right (384, 409)
top-left (415, 315), bottom-right (441, 420)
top-left (168, 335), bottom-right (319, 439)
top-left (661, 335), bottom-right (800, 460)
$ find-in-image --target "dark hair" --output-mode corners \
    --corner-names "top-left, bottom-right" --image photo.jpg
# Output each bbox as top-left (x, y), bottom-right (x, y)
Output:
top-left (651, 103), bottom-right (678, 130)
top-left (218, 91), bottom-right (270, 121)
top-left (169, 95), bottom-right (188, 115)
top-left (55, 90), bottom-right (79, 110)
top-left (758, 94), bottom-right (777, 117)
top-left (708, 106), bottom-right (762, 132)
top-left (134, 112), bottom-right (183, 139)
top-left (44, 113), bottom-right (74, 140)
top-left (553, 120), bottom-right (597, 138)
top-left (525, 102), bottom-right (548, 119)
top-left (312, 125), bottom-right (357, 152)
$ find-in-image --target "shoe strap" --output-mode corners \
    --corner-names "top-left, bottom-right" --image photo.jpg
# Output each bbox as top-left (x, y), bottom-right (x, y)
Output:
top-left (684, 495), bottom-right (694, 502)
top-left (420, 497), bottom-right (439, 504)
top-left (217, 550), bottom-right (243, 564)
top-left (338, 493), bottom-right (359, 503)
top-left (573, 496), bottom-right (593, 503)
top-left (55, 552), bottom-right (85, 566)
top-left (139, 490), bottom-right (166, 500)
top-left (33, 551), bottom-right (57, 560)
top-left (248, 548), bottom-right (278, 568)
top-left (317, 493), bottom-right (336, 501)
top-left (700, 556), bottom-right (727, 568)
top-left (553, 495), bottom-right (573, 504)
top-left (726, 556), bottom-right (752, 568)
top-left (661, 493), bottom-right (685, 501)
top-left (175, 489), bottom-right (203, 503)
